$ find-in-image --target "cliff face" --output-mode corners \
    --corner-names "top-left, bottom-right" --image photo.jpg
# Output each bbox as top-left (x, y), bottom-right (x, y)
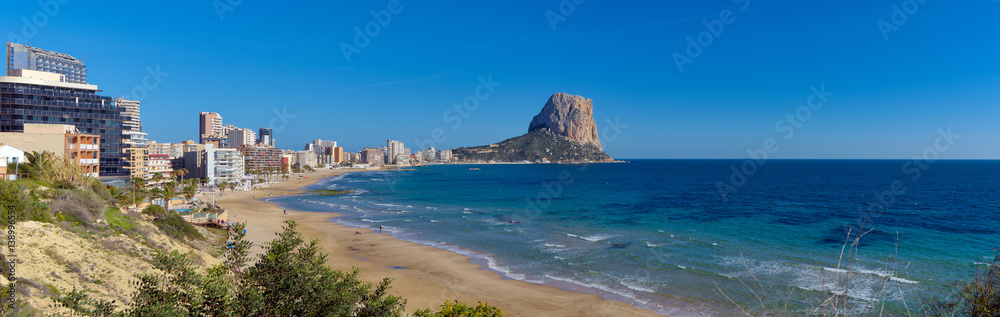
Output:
top-left (528, 93), bottom-right (602, 151)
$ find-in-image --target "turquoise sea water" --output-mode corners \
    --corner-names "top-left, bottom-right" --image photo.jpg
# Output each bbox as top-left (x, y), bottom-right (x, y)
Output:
top-left (271, 160), bottom-right (1000, 316)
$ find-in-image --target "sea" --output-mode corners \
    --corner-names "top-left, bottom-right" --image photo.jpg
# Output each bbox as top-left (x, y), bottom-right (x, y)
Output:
top-left (269, 160), bottom-right (1000, 316)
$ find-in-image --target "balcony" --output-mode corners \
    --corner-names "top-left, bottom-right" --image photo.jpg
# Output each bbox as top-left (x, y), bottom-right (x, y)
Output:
top-left (79, 159), bottom-right (99, 165)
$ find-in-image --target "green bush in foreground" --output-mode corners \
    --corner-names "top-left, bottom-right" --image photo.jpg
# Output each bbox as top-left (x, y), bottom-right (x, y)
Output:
top-left (54, 221), bottom-right (501, 316)
top-left (924, 253), bottom-right (1000, 316)
top-left (413, 300), bottom-right (503, 317)
top-left (0, 181), bottom-right (52, 223)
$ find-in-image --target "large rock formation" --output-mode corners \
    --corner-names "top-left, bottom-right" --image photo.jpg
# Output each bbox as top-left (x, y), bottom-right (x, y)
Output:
top-left (528, 93), bottom-right (602, 150)
top-left (453, 93), bottom-right (612, 163)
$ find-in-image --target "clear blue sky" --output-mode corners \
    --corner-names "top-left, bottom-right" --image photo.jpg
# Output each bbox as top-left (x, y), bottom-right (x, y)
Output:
top-left (3, 0), bottom-right (998, 159)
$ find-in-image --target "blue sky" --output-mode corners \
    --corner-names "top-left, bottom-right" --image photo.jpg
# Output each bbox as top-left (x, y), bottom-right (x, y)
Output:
top-left (3, 0), bottom-right (998, 159)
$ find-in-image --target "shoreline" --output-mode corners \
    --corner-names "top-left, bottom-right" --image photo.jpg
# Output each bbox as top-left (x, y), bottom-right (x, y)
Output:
top-left (203, 168), bottom-right (666, 316)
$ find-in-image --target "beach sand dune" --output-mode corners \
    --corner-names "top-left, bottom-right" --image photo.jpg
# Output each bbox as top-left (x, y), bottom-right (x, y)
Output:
top-left (205, 169), bottom-right (661, 316)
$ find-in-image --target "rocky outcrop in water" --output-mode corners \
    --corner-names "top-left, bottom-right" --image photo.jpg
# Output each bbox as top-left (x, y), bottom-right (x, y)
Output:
top-left (454, 93), bottom-right (612, 163)
top-left (528, 93), bottom-right (602, 150)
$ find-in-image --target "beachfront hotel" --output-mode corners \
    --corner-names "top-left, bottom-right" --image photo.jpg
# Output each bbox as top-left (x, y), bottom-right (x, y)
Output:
top-left (240, 145), bottom-right (282, 172)
top-left (6, 42), bottom-right (88, 84)
top-left (203, 144), bottom-right (244, 186)
top-left (0, 68), bottom-right (129, 179)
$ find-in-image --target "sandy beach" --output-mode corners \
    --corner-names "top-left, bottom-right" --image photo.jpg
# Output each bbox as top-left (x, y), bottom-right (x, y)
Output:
top-left (202, 168), bottom-right (663, 316)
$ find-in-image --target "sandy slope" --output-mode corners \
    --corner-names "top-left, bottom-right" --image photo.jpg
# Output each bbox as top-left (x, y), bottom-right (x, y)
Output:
top-left (7, 219), bottom-right (221, 314)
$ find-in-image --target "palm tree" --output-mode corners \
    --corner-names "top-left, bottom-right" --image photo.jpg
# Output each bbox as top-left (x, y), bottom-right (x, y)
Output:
top-left (172, 168), bottom-right (188, 183)
top-left (182, 184), bottom-right (197, 201)
top-left (106, 185), bottom-right (129, 207)
top-left (150, 173), bottom-right (165, 187)
top-left (217, 182), bottom-right (228, 194)
top-left (22, 151), bottom-right (55, 180)
top-left (153, 182), bottom-right (180, 210)
top-left (129, 177), bottom-right (147, 209)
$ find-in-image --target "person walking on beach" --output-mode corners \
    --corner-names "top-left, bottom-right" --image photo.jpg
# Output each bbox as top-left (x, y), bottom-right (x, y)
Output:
top-left (283, 209), bottom-right (287, 215)
top-left (379, 225), bottom-right (382, 233)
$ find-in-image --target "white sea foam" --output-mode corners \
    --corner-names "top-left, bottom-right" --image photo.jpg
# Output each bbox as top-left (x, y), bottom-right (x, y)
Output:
top-left (889, 276), bottom-right (919, 284)
top-left (645, 242), bottom-right (661, 247)
top-left (723, 257), bottom-right (914, 304)
top-left (544, 274), bottom-right (643, 304)
top-left (621, 280), bottom-right (658, 294)
top-left (580, 233), bottom-right (614, 242)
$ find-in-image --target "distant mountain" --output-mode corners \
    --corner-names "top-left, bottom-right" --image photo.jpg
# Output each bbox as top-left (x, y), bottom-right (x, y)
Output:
top-left (454, 93), bottom-right (613, 163)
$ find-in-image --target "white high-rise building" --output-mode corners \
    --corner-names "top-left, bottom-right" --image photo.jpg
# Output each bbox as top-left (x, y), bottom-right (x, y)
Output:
top-left (116, 98), bottom-right (147, 148)
top-left (204, 144), bottom-right (245, 186)
top-left (387, 139), bottom-right (405, 164)
top-left (424, 147), bottom-right (436, 161)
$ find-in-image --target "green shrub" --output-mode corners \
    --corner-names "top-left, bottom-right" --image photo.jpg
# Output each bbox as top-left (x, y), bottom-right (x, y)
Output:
top-left (146, 206), bottom-right (203, 241)
top-left (89, 179), bottom-right (113, 204)
top-left (141, 204), bottom-right (167, 220)
top-left (0, 181), bottom-right (52, 223)
top-left (925, 253), bottom-right (1000, 316)
top-left (48, 188), bottom-right (107, 225)
top-left (414, 300), bottom-right (504, 317)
